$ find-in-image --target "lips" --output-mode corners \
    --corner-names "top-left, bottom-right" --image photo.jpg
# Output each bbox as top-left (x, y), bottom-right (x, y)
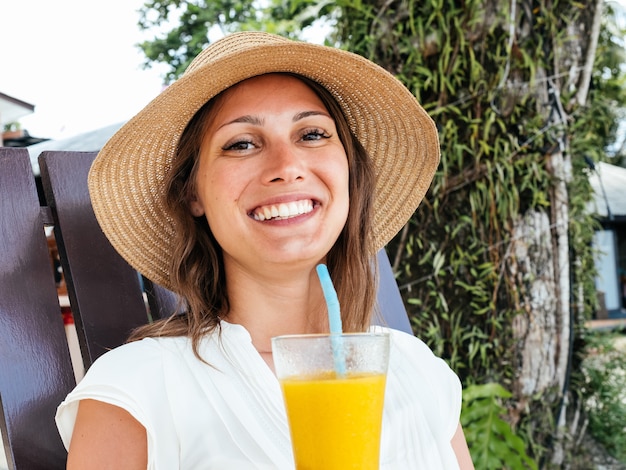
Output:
top-left (251, 199), bottom-right (314, 221)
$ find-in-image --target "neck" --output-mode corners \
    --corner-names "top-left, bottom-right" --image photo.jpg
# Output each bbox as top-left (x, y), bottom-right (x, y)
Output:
top-left (223, 262), bottom-right (329, 353)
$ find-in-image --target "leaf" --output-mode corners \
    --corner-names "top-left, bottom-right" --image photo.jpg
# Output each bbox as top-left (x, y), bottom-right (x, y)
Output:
top-left (461, 383), bottom-right (537, 470)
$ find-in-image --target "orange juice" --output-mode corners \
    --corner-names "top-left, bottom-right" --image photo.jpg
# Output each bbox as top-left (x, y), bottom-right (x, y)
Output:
top-left (280, 371), bottom-right (386, 469)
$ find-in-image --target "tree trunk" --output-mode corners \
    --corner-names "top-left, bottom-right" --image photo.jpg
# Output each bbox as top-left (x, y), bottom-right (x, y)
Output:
top-left (509, 0), bottom-right (603, 464)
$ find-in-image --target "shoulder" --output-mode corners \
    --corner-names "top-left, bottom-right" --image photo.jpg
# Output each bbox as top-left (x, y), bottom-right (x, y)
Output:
top-left (376, 327), bottom-right (462, 440)
top-left (385, 326), bottom-right (437, 355)
top-left (85, 337), bottom-right (189, 379)
top-left (63, 336), bottom-right (198, 412)
top-left (372, 326), bottom-right (450, 368)
top-left (56, 337), bottom-right (192, 447)
top-left (384, 326), bottom-right (460, 388)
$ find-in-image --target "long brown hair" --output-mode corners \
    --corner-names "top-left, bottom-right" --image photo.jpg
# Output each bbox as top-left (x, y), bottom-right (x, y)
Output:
top-left (128, 73), bottom-right (378, 358)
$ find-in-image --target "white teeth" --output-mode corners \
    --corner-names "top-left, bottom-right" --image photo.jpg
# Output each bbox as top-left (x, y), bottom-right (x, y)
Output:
top-left (278, 203), bottom-right (290, 217)
top-left (253, 200), bottom-right (314, 221)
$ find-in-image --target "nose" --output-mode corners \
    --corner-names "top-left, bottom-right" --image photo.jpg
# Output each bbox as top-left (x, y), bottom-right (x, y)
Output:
top-left (263, 142), bottom-right (304, 184)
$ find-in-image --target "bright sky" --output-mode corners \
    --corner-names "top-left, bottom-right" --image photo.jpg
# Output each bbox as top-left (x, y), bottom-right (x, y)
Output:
top-left (1, 0), bottom-right (167, 140)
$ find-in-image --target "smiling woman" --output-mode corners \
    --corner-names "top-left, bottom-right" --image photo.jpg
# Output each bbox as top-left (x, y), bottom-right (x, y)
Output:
top-left (188, 74), bottom-right (350, 286)
top-left (54, 31), bottom-right (473, 469)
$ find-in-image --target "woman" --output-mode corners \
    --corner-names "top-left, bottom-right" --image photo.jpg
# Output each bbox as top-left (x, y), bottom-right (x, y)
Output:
top-left (56, 32), bottom-right (474, 469)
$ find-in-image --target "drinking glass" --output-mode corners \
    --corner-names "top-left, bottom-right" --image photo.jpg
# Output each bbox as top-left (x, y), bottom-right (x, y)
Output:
top-left (272, 333), bottom-right (390, 469)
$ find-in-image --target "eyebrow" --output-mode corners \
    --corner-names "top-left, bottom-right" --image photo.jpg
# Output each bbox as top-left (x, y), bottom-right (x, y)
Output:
top-left (219, 110), bottom-right (331, 130)
top-left (220, 115), bottom-right (263, 129)
top-left (292, 110), bottom-right (331, 121)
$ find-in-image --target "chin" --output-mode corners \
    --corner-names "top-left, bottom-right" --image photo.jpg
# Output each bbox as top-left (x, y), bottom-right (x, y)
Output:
top-left (264, 243), bottom-right (334, 266)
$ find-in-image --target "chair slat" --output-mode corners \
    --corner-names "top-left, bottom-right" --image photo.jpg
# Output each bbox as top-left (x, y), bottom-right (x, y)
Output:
top-left (39, 151), bottom-right (151, 368)
top-left (375, 249), bottom-right (412, 334)
top-left (0, 148), bottom-right (73, 469)
top-left (142, 277), bottom-right (181, 321)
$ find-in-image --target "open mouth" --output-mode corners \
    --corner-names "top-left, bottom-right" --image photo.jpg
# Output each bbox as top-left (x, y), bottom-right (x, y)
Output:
top-left (251, 200), bottom-right (315, 221)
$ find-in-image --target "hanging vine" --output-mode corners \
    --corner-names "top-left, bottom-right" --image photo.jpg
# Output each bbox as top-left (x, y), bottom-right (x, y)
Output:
top-left (328, 0), bottom-right (610, 465)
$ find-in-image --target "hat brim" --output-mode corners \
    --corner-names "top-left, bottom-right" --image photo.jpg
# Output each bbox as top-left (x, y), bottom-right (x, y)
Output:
top-left (89, 32), bottom-right (440, 290)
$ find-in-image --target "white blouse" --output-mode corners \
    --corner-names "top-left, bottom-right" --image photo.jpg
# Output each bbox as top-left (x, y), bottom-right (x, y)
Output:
top-left (56, 321), bottom-right (461, 469)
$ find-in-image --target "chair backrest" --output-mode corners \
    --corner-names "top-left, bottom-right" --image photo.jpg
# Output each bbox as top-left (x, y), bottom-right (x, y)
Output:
top-left (0, 148), bottom-right (75, 469)
top-left (39, 150), bottom-right (161, 367)
top-left (0, 147), bottom-right (409, 469)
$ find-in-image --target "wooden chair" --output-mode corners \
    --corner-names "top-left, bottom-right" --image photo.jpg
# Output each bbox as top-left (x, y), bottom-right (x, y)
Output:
top-left (0, 147), bottom-right (410, 469)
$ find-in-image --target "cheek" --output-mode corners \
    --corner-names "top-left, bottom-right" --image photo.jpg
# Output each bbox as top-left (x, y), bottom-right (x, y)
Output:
top-left (198, 161), bottom-right (239, 201)
top-left (334, 158), bottom-right (350, 199)
top-left (199, 169), bottom-right (247, 227)
top-left (326, 157), bottom-right (350, 222)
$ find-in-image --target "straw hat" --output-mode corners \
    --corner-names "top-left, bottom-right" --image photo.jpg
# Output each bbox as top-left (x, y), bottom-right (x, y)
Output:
top-left (88, 31), bottom-right (440, 290)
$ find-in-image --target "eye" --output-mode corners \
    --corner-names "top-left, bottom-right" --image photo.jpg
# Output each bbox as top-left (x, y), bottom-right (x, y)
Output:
top-left (301, 128), bottom-right (331, 142)
top-left (222, 139), bottom-right (255, 151)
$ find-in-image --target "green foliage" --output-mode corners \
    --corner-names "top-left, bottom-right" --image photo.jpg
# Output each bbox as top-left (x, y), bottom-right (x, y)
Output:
top-left (365, 0), bottom-right (555, 387)
top-left (137, 0), bottom-right (313, 83)
top-left (594, 3), bottom-right (626, 163)
top-left (137, 0), bottom-right (268, 82)
top-left (579, 332), bottom-right (626, 462)
top-left (462, 383), bottom-right (537, 469)
top-left (3, 122), bottom-right (21, 132)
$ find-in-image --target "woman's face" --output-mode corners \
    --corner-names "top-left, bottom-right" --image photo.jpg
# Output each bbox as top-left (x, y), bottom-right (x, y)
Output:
top-left (190, 74), bottom-right (350, 275)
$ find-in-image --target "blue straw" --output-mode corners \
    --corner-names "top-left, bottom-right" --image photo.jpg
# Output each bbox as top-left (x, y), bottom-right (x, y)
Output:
top-left (316, 264), bottom-right (346, 376)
